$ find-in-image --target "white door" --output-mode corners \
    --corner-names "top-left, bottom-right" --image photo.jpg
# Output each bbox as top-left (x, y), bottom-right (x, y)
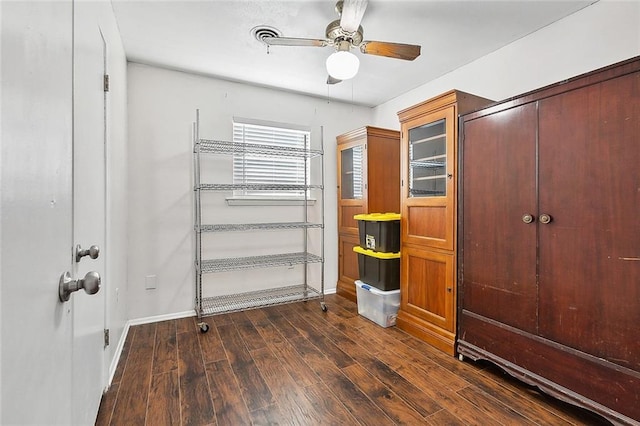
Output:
top-left (0, 1), bottom-right (74, 424)
top-left (72, 3), bottom-right (108, 424)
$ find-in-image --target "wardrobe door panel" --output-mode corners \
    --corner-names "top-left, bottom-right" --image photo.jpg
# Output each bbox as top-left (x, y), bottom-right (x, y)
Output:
top-left (338, 233), bottom-right (360, 300)
top-left (538, 72), bottom-right (640, 370)
top-left (402, 109), bottom-right (456, 250)
top-left (461, 104), bottom-right (538, 333)
top-left (402, 246), bottom-right (455, 331)
top-left (338, 141), bottom-right (367, 236)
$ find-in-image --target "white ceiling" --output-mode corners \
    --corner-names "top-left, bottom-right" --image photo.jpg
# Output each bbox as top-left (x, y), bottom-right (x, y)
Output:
top-left (111, 0), bottom-right (594, 107)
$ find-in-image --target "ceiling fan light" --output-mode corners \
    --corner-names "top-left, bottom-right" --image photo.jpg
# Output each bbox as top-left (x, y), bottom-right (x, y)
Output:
top-left (326, 50), bottom-right (360, 80)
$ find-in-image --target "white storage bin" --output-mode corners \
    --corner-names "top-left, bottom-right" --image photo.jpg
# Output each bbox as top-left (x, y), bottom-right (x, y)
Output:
top-left (355, 280), bottom-right (400, 328)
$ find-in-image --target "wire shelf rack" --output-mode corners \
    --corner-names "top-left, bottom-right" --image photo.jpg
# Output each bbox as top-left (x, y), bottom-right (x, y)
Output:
top-left (197, 139), bottom-right (323, 158)
top-left (193, 110), bottom-right (326, 324)
top-left (198, 284), bottom-right (322, 316)
top-left (198, 222), bottom-right (323, 232)
top-left (198, 252), bottom-right (322, 273)
top-left (196, 183), bottom-right (323, 191)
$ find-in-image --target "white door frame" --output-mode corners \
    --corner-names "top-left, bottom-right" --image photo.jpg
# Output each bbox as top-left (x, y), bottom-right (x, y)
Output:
top-left (71, 3), bottom-right (109, 423)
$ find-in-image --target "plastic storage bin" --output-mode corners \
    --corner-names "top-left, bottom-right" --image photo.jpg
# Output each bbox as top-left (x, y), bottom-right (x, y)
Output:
top-left (353, 213), bottom-right (401, 253)
top-left (353, 246), bottom-right (400, 291)
top-left (355, 280), bottom-right (400, 327)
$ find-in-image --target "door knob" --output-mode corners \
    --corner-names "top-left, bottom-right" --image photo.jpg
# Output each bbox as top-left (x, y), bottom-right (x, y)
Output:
top-left (59, 271), bottom-right (101, 302)
top-left (522, 214), bottom-right (535, 224)
top-left (76, 244), bottom-right (99, 262)
top-left (539, 214), bottom-right (553, 224)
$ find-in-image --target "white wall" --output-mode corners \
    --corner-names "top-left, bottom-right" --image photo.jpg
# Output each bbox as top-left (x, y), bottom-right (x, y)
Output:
top-left (373, 0), bottom-right (640, 129)
top-left (127, 63), bottom-right (372, 320)
top-left (127, 0), bottom-right (640, 321)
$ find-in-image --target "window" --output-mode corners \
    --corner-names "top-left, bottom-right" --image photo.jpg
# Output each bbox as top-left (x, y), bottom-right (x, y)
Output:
top-left (232, 118), bottom-right (311, 199)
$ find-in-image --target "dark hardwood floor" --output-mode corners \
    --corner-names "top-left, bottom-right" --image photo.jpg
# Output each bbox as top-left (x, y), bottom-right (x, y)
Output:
top-left (96, 294), bottom-right (611, 425)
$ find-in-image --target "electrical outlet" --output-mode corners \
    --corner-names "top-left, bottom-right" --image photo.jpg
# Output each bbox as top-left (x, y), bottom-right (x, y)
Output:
top-left (145, 275), bottom-right (157, 290)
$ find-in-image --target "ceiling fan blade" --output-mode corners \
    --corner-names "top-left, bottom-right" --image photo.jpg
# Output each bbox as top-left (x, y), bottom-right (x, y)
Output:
top-left (327, 75), bottom-right (342, 85)
top-left (340, 0), bottom-right (368, 33)
top-left (360, 41), bottom-right (421, 61)
top-left (263, 36), bottom-right (328, 47)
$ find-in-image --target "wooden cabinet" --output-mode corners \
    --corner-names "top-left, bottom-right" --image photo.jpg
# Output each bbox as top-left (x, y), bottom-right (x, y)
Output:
top-left (458, 57), bottom-right (640, 424)
top-left (397, 91), bottom-right (492, 355)
top-left (337, 233), bottom-right (359, 298)
top-left (336, 126), bottom-right (400, 301)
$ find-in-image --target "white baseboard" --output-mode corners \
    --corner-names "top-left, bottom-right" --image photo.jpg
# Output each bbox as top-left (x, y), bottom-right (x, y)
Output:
top-left (106, 321), bottom-right (130, 390)
top-left (106, 310), bottom-right (195, 389)
top-left (128, 310), bottom-right (195, 326)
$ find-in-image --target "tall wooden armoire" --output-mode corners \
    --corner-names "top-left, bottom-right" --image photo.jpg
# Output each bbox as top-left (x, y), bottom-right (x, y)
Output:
top-left (396, 91), bottom-right (492, 355)
top-left (458, 57), bottom-right (640, 424)
top-left (336, 126), bottom-right (400, 301)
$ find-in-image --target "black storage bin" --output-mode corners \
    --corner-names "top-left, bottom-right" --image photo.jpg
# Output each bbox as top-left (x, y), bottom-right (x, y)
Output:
top-left (354, 213), bottom-right (401, 253)
top-left (353, 246), bottom-right (400, 291)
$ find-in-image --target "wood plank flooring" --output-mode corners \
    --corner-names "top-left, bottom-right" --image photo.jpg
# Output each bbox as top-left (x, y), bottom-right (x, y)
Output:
top-left (96, 294), bottom-right (611, 425)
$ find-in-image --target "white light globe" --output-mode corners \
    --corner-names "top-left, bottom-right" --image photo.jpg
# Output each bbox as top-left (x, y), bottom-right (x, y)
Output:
top-left (326, 51), bottom-right (360, 80)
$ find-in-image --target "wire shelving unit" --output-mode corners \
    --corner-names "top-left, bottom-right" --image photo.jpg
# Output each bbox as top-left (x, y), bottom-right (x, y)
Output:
top-left (192, 110), bottom-right (326, 331)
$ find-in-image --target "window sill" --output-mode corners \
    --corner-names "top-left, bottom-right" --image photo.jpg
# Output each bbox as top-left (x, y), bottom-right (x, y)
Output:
top-left (226, 196), bottom-right (317, 206)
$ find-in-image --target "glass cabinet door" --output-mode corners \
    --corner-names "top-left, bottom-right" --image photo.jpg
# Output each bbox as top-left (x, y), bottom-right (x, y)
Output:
top-left (340, 145), bottom-right (364, 200)
top-left (408, 119), bottom-right (447, 197)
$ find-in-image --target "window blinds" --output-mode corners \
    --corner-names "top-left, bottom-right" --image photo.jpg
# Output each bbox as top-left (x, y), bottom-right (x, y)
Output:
top-left (232, 121), bottom-right (311, 197)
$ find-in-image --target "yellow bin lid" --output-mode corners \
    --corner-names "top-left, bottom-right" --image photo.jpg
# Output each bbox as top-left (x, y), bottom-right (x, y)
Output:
top-left (353, 246), bottom-right (401, 259)
top-left (353, 212), bottom-right (401, 222)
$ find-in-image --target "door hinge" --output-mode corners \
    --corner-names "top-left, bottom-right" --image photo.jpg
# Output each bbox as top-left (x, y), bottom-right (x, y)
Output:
top-left (103, 74), bottom-right (110, 92)
top-left (104, 329), bottom-right (110, 347)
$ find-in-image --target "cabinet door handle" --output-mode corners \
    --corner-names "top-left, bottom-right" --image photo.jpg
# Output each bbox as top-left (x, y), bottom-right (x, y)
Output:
top-left (539, 214), bottom-right (552, 224)
top-left (522, 214), bottom-right (535, 224)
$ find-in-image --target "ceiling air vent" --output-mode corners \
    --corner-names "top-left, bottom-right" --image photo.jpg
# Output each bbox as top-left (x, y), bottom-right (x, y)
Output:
top-left (251, 26), bottom-right (282, 44)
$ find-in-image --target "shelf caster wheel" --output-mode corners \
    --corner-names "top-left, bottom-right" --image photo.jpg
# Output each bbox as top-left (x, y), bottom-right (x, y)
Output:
top-left (198, 322), bottom-right (209, 333)
top-left (321, 302), bottom-right (328, 312)
top-left (458, 354), bottom-right (465, 362)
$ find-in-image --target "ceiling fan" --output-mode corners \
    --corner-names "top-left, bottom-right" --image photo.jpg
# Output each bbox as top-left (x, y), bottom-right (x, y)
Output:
top-left (263, 0), bottom-right (421, 84)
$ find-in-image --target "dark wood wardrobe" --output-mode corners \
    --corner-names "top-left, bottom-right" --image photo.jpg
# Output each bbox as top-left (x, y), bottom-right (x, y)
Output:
top-left (458, 57), bottom-right (640, 424)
